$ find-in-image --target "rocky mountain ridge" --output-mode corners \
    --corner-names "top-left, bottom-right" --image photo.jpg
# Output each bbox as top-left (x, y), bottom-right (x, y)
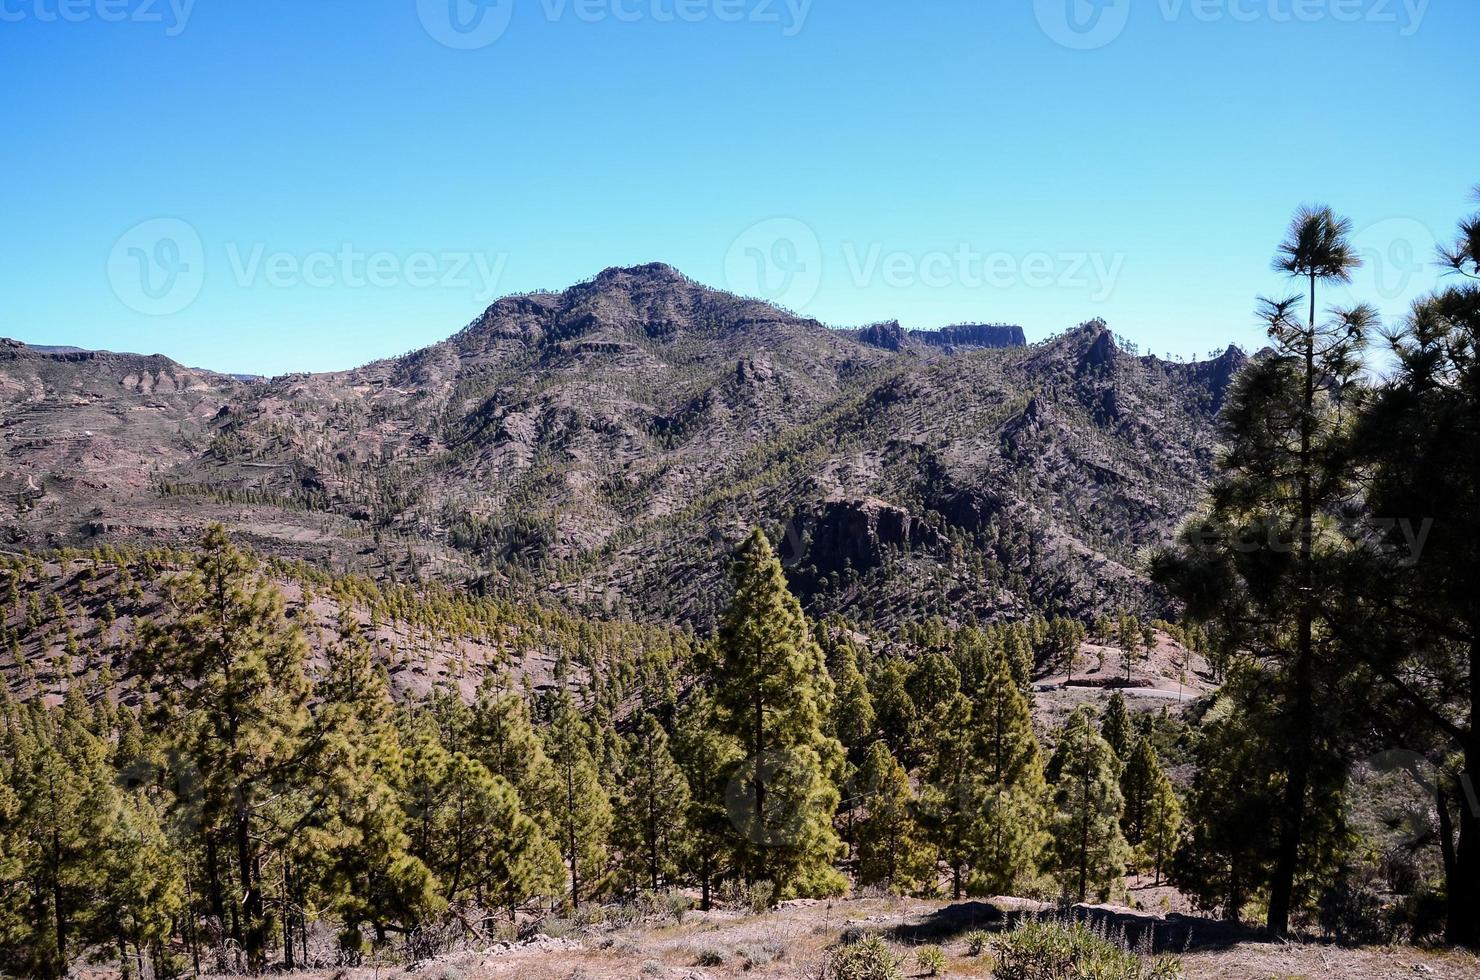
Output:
top-left (0, 264), bottom-right (1246, 629)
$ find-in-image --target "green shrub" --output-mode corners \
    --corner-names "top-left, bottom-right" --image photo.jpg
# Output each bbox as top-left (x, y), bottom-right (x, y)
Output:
top-left (915, 944), bottom-right (946, 975)
top-left (828, 936), bottom-right (902, 980)
top-left (993, 919), bottom-right (1183, 980)
top-left (963, 929), bottom-right (991, 956)
top-left (694, 947), bottom-right (726, 967)
top-left (747, 880), bottom-right (777, 915)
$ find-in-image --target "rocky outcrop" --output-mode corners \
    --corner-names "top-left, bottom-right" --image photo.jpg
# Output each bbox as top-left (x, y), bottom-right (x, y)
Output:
top-left (791, 498), bottom-right (941, 578)
top-left (857, 321), bottom-right (909, 351)
top-left (912, 323), bottom-right (1026, 350)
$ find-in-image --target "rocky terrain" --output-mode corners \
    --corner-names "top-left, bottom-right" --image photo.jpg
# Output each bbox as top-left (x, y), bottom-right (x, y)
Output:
top-left (0, 264), bottom-right (1246, 630)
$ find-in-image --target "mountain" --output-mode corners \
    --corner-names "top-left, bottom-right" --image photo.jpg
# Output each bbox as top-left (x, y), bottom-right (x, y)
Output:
top-left (0, 265), bottom-right (1245, 628)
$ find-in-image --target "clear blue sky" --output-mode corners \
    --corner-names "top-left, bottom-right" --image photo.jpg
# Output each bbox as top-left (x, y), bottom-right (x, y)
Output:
top-left (2, 0), bottom-right (1476, 376)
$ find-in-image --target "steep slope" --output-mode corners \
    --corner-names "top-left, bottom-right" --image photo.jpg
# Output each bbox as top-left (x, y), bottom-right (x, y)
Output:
top-left (0, 267), bottom-right (1245, 629)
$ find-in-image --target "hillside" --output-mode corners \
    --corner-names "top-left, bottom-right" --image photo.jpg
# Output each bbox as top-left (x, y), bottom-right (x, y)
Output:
top-left (0, 264), bottom-right (1245, 629)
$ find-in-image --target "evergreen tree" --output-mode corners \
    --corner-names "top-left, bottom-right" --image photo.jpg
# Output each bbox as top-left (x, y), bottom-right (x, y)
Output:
top-left (969, 646), bottom-right (1048, 896)
top-left (918, 692), bottom-right (978, 899)
top-left (710, 530), bottom-right (845, 897)
top-left (312, 616), bottom-right (439, 956)
top-left (830, 641), bottom-right (877, 765)
top-left (1118, 613), bottom-right (1142, 685)
top-left (1120, 736), bottom-right (1181, 882)
top-left (1142, 762), bottom-right (1183, 885)
top-left (466, 677), bottom-right (563, 838)
top-left (1155, 206), bottom-right (1369, 937)
top-left (545, 695), bottom-right (613, 909)
top-left (1101, 692), bottom-right (1131, 760)
top-left (1170, 676), bottom-right (1283, 922)
top-left (134, 525), bottom-right (313, 971)
top-left (854, 741), bottom-right (932, 894)
top-left (869, 657), bottom-right (918, 765)
top-left (1349, 208), bottom-right (1480, 947)
top-left (613, 714), bottom-right (691, 893)
top-left (1047, 708), bottom-right (1130, 902)
top-left (433, 752), bottom-right (563, 914)
top-left (672, 693), bottom-right (740, 910)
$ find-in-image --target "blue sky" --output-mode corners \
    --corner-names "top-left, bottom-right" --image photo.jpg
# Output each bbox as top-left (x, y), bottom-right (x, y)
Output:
top-left (1, 0), bottom-right (1476, 375)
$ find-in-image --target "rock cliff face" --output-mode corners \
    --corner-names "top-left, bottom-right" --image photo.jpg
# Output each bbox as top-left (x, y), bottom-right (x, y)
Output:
top-left (912, 323), bottom-right (1027, 350)
top-left (0, 266), bottom-right (1239, 627)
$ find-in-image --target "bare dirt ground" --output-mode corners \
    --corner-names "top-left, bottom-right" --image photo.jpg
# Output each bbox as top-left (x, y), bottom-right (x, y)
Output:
top-left (195, 897), bottom-right (1480, 980)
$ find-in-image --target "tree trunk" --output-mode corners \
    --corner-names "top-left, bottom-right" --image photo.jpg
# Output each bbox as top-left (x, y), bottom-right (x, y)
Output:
top-left (235, 809), bottom-right (264, 972)
top-left (1449, 632), bottom-right (1480, 948)
top-left (753, 674), bottom-right (766, 885)
top-left (1268, 307), bottom-right (1317, 939)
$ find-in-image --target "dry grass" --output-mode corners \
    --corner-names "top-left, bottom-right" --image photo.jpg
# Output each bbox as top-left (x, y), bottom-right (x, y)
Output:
top-left (191, 897), bottom-right (1480, 980)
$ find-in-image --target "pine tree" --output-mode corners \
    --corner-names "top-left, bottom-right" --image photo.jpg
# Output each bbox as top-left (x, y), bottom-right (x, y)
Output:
top-left (854, 741), bottom-right (932, 894)
top-left (1155, 207), bottom-right (1370, 937)
top-left (1119, 735), bottom-right (1157, 846)
top-left (545, 695), bottom-right (612, 909)
top-left (829, 641), bottom-right (877, 764)
top-left (1101, 692), bottom-right (1131, 760)
top-left (1349, 206), bottom-right (1480, 947)
top-left (869, 657), bottom-right (918, 765)
top-left (97, 792), bottom-right (185, 980)
top-left (672, 693), bottom-right (740, 910)
top-left (466, 677), bottom-right (563, 838)
top-left (134, 525), bottom-right (312, 971)
top-left (613, 714), bottom-right (691, 893)
top-left (1118, 613), bottom-right (1142, 685)
top-left (1120, 736), bottom-right (1181, 882)
top-left (710, 530), bottom-right (845, 897)
top-left (1047, 707), bottom-right (1131, 902)
top-left (918, 692), bottom-right (978, 899)
top-left (969, 645), bottom-right (1048, 896)
top-left (1142, 763), bottom-right (1182, 885)
top-left (433, 752), bottom-right (563, 914)
top-left (1170, 675), bottom-right (1283, 922)
top-left (312, 615), bottom-right (440, 956)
